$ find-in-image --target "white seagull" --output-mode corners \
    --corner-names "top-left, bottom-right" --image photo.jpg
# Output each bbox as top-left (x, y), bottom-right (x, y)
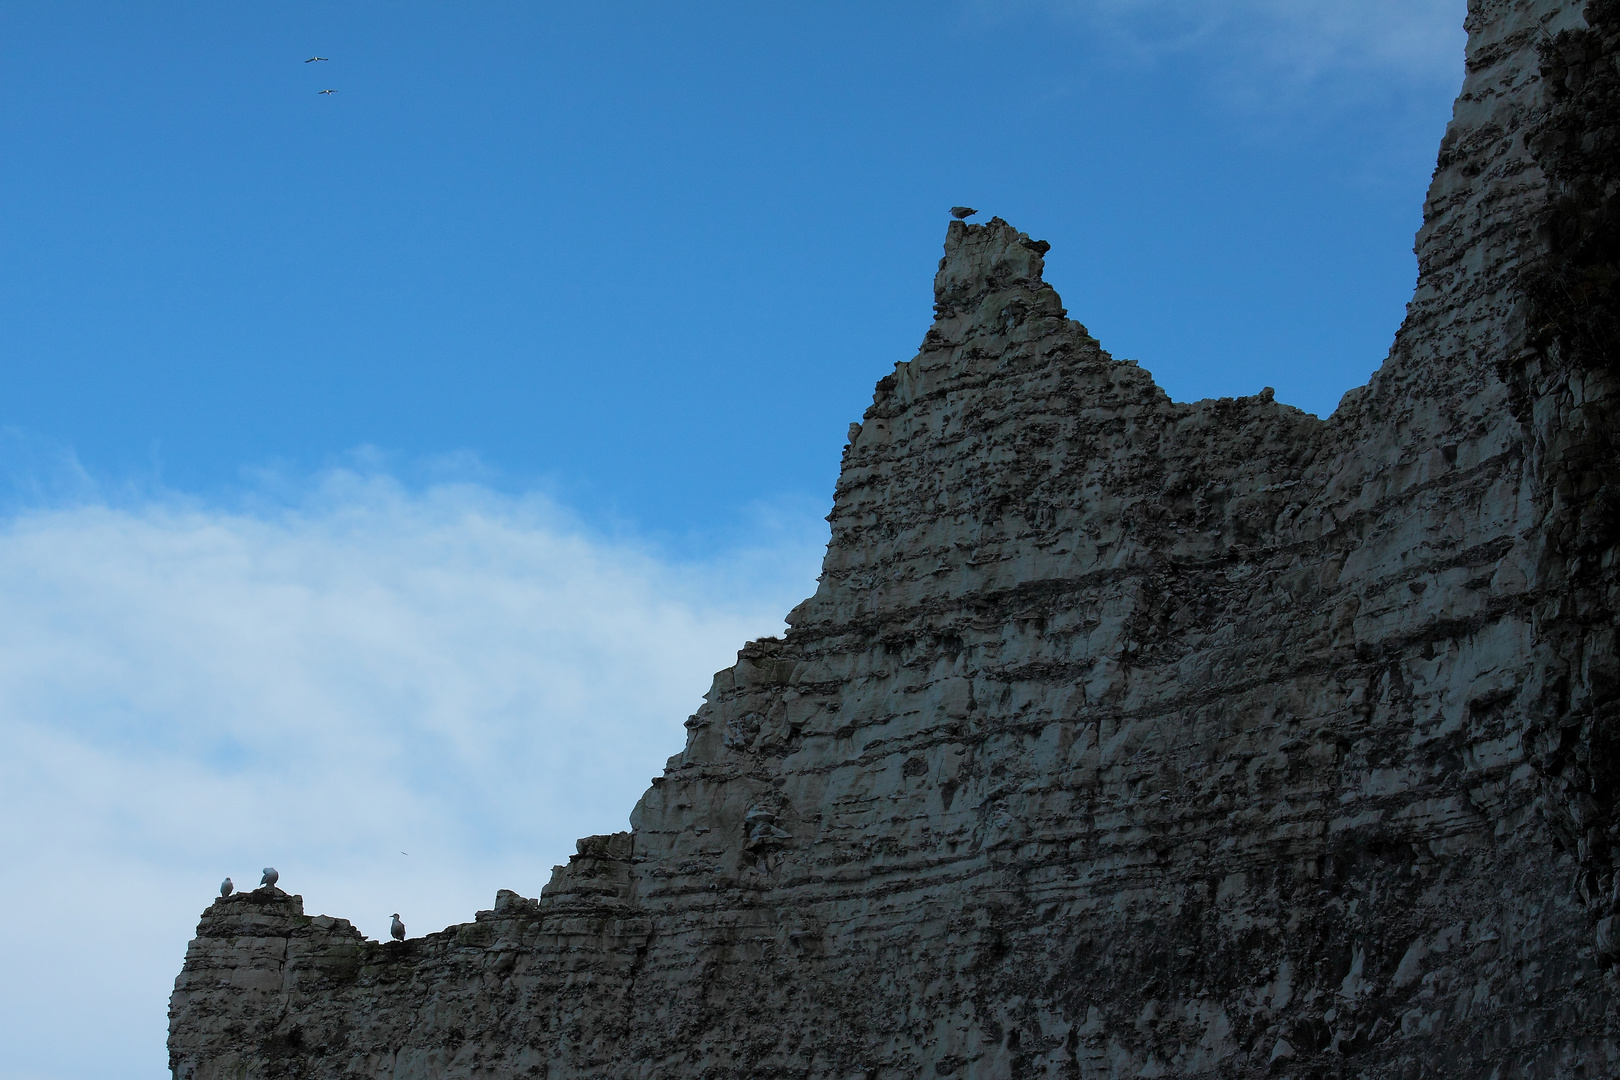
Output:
top-left (260, 867), bottom-right (279, 888)
top-left (318, 89), bottom-right (336, 95)
top-left (305, 56), bottom-right (329, 63)
top-left (391, 914), bottom-right (406, 941)
top-left (220, 877), bottom-right (234, 897)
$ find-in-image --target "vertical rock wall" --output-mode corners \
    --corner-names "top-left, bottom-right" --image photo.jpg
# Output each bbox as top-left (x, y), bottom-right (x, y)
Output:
top-left (169, 1), bottom-right (1620, 1076)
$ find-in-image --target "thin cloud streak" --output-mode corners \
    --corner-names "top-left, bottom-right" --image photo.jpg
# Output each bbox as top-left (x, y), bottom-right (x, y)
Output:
top-left (999, 0), bottom-right (1467, 108)
top-left (0, 472), bottom-right (827, 1080)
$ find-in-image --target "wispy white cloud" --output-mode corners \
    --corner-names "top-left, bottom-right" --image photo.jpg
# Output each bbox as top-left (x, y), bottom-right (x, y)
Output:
top-left (0, 470), bottom-right (826, 1079)
top-left (988, 0), bottom-right (1468, 107)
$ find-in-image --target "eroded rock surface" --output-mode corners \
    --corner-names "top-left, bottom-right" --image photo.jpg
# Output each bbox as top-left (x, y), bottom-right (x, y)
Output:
top-left (169, 1), bottom-right (1620, 1076)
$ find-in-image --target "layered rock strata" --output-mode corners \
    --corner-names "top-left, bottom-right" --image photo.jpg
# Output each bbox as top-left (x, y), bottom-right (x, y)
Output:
top-left (169, 0), bottom-right (1620, 1076)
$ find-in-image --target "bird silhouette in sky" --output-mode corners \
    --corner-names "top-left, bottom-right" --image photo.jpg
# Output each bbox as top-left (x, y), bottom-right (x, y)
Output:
top-left (305, 56), bottom-right (328, 63)
top-left (318, 89), bottom-right (336, 95)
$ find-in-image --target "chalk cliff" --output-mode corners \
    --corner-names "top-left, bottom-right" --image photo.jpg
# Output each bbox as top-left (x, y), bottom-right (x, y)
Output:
top-left (169, 0), bottom-right (1620, 1076)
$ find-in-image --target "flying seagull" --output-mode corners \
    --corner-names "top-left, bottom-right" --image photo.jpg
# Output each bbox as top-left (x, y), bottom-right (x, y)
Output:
top-left (305, 56), bottom-right (329, 63)
top-left (260, 867), bottom-right (279, 888)
top-left (318, 89), bottom-right (336, 95)
top-left (950, 206), bottom-right (977, 220)
top-left (391, 913), bottom-right (406, 941)
top-left (220, 877), bottom-right (233, 897)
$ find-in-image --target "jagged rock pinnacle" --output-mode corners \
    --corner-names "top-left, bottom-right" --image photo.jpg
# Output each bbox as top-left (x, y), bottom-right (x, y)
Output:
top-left (931, 216), bottom-right (1058, 323)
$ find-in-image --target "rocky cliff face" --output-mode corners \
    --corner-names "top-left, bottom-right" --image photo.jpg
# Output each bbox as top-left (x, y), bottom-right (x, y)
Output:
top-left (169, 1), bottom-right (1620, 1077)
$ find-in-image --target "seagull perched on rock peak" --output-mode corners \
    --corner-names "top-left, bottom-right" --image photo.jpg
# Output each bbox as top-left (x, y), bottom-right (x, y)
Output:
top-left (950, 206), bottom-right (978, 220)
top-left (305, 56), bottom-right (329, 63)
top-left (220, 877), bottom-right (233, 897)
top-left (260, 867), bottom-right (279, 888)
top-left (391, 914), bottom-right (406, 941)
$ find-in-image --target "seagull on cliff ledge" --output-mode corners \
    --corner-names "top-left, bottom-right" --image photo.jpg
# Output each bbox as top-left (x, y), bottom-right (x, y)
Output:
top-left (260, 867), bottom-right (279, 888)
top-left (220, 877), bottom-right (233, 897)
top-left (391, 913), bottom-right (406, 941)
top-left (950, 206), bottom-right (978, 220)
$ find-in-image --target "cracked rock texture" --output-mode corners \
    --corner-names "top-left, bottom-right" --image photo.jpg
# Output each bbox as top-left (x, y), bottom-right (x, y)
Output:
top-left (169, 1), bottom-right (1620, 1076)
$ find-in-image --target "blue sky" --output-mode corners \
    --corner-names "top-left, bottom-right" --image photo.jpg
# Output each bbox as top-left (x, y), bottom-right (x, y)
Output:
top-left (2, 0), bottom-right (1463, 539)
top-left (0, 2), bottom-right (1467, 1078)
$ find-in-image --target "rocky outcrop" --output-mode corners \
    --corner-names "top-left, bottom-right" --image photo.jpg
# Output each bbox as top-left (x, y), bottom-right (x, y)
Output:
top-left (169, 1), bottom-right (1620, 1076)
